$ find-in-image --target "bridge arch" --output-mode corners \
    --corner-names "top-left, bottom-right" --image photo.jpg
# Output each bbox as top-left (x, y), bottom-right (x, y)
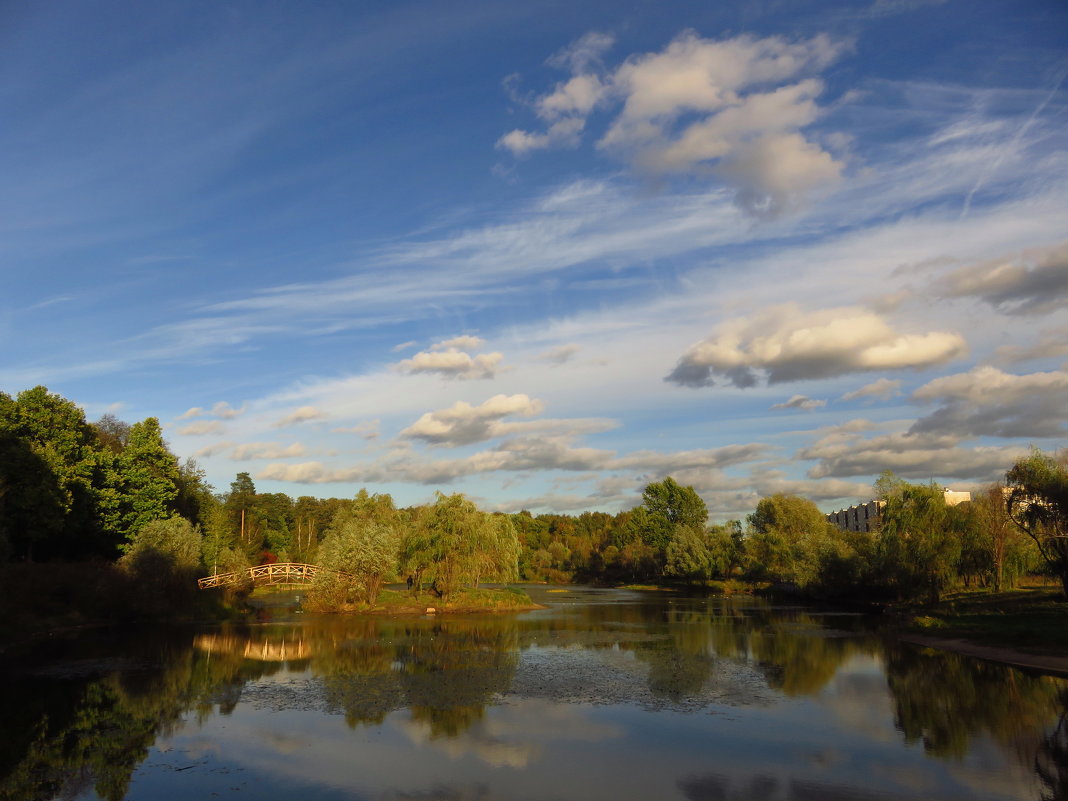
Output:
top-left (197, 562), bottom-right (332, 589)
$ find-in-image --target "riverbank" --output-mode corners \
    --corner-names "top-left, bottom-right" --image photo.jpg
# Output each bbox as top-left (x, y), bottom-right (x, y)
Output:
top-left (272, 585), bottom-right (542, 615)
top-left (889, 584), bottom-right (1068, 674)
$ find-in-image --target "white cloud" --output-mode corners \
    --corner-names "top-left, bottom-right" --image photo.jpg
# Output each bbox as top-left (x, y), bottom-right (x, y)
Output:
top-left (400, 394), bottom-right (545, 446)
top-left (391, 340), bottom-right (417, 352)
top-left (177, 401), bottom-right (244, 420)
top-left (273, 406), bottom-right (329, 427)
top-left (397, 346), bottom-right (504, 382)
top-left (503, 31), bottom-right (848, 215)
top-left (177, 420), bottom-right (224, 436)
top-left (665, 304), bottom-right (967, 388)
top-left (257, 439), bottom-right (766, 487)
top-left (771, 394), bottom-right (826, 411)
top-left (841, 378), bottom-right (902, 402)
top-left (430, 335), bottom-right (485, 351)
top-left (231, 442), bottom-right (307, 460)
top-left (909, 366), bottom-right (1068, 438)
top-left (210, 401), bottom-right (245, 419)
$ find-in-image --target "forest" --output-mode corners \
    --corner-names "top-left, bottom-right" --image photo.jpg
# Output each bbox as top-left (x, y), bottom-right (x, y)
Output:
top-left (2, 385), bottom-right (1067, 619)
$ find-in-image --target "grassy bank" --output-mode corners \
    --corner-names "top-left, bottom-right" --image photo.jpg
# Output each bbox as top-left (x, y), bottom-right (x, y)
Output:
top-left (898, 583), bottom-right (1068, 652)
top-left (302, 585), bottom-right (541, 615)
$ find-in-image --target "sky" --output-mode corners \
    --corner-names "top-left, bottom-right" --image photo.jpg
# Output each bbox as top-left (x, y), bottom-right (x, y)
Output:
top-left (2, 0), bottom-right (1067, 520)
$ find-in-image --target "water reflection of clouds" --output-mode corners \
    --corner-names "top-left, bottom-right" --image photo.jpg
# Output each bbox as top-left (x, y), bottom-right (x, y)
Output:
top-left (397, 698), bottom-right (624, 768)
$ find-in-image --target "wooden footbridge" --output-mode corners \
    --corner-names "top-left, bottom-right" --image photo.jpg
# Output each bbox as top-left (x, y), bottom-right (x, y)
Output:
top-left (197, 562), bottom-right (328, 589)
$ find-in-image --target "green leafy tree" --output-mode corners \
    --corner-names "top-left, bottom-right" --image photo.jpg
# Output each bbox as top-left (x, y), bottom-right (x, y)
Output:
top-left (665, 525), bottom-right (714, 582)
top-left (1007, 449), bottom-right (1068, 597)
top-left (626, 477), bottom-right (709, 575)
top-left (0, 395), bottom-right (66, 560)
top-left (1, 386), bottom-right (103, 559)
top-left (118, 418), bottom-right (181, 542)
top-left (877, 482), bottom-right (961, 603)
top-left (314, 518), bottom-right (398, 607)
top-left (746, 493), bottom-right (833, 586)
top-left (707, 520), bottom-right (746, 578)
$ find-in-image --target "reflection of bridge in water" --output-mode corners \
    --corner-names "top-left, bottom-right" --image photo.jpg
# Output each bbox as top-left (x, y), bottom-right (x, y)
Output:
top-left (194, 632), bottom-right (312, 662)
top-left (197, 562), bottom-right (326, 589)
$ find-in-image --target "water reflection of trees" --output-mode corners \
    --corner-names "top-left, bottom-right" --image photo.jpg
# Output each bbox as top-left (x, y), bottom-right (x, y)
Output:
top-left (0, 630), bottom-right (210, 801)
top-left (1035, 693), bottom-right (1068, 801)
top-left (884, 644), bottom-right (1064, 760)
top-left (8, 598), bottom-right (1068, 801)
top-left (884, 643), bottom-right (1068, 800)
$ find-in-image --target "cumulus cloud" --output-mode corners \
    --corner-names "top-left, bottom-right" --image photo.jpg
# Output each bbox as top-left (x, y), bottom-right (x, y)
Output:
top-left (909, 366), bottom-right (1068, 438)
top-left (934, 240), bottom-right (1068, 315)
top-left (231, 442), bottom-right (307, 460)
top-left (393, 337), bottom-right (504, 380)
top-left (273, 406), bottom-right (329, 427)
top-left (841, 378), bottom-right (902, 402)
top-left (538, 343), bottom-right (581, 364)
top-left (400, 394), bottom-right (545, 446)
top-left (665, 304), bottom-right (967, 388)
top-left (500, 31), bottom-right (848, 216)
top-left (177, 420), bottom-right (224, 436)
top-left (771, 394), bottom-right (826, 411)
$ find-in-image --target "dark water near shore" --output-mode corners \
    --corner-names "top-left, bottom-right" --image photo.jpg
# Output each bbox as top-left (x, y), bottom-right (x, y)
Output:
top-left (2, 586), bottom-right (1067, 801)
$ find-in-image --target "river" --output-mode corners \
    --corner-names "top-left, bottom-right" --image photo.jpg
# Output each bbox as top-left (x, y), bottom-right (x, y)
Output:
top-left (2, 586), bottom-right (1066, 800)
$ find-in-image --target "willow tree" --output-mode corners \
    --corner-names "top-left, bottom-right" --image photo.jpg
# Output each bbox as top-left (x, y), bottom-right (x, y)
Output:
top-left (1007, 449), bottom-right (1068, 597)
top-left (402, 493), bottom-right (519, 600)
top-left (877, 483), bottom-right (961, 603)
top-left (313, 489), bottom-right (401, 607)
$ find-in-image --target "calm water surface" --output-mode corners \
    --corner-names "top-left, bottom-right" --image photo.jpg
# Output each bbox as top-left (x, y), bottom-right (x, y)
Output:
top-left (3, 586), bottom-right (1067, 801)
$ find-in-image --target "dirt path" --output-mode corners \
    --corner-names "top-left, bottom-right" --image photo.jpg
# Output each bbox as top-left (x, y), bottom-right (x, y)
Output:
top-left (899, 633), bottom-right (1068, 677)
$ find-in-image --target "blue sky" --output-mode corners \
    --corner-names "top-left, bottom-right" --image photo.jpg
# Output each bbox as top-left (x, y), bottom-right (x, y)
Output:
top-left (3, 0), bottom-right (1067, 518)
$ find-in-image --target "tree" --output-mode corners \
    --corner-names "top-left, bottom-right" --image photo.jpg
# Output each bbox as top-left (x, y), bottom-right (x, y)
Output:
top-left (746, 493), bottom-right (833, 586)
top-left (118, 418), bottom-right (181, 542)
top-left (226, 472), bottom-right (260, 556)
top-left (1007, 449), bottom-right (1068, 597)
top-left (627, 477), bottom-right (709, 575)
top-left (707, 520), bottom-right (745, 578)
top-left (877, 482), bottom-right (961, 603)
top-left (665, 525), bottom-right (714, 582)
top-left (120, 515), bottom-right (203, 609)
top-left (1, 386), bottom-right (104, 558)
top-left (316, 518), bottom-right (398, 606)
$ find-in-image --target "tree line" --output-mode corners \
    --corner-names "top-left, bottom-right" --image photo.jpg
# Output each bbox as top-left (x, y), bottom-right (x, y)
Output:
top-left (2, 385), bottom-right (1066, 607)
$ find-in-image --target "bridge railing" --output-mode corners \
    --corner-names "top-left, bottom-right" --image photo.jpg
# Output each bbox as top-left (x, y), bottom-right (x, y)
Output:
top-left (197, 562), bottom-right (321, 589)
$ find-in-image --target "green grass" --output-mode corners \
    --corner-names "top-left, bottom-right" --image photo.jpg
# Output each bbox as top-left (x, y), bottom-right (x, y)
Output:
top-left (900, 584), bottom-right (1068, 651)
top-left (307, 585), bottom-right (540, 615)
